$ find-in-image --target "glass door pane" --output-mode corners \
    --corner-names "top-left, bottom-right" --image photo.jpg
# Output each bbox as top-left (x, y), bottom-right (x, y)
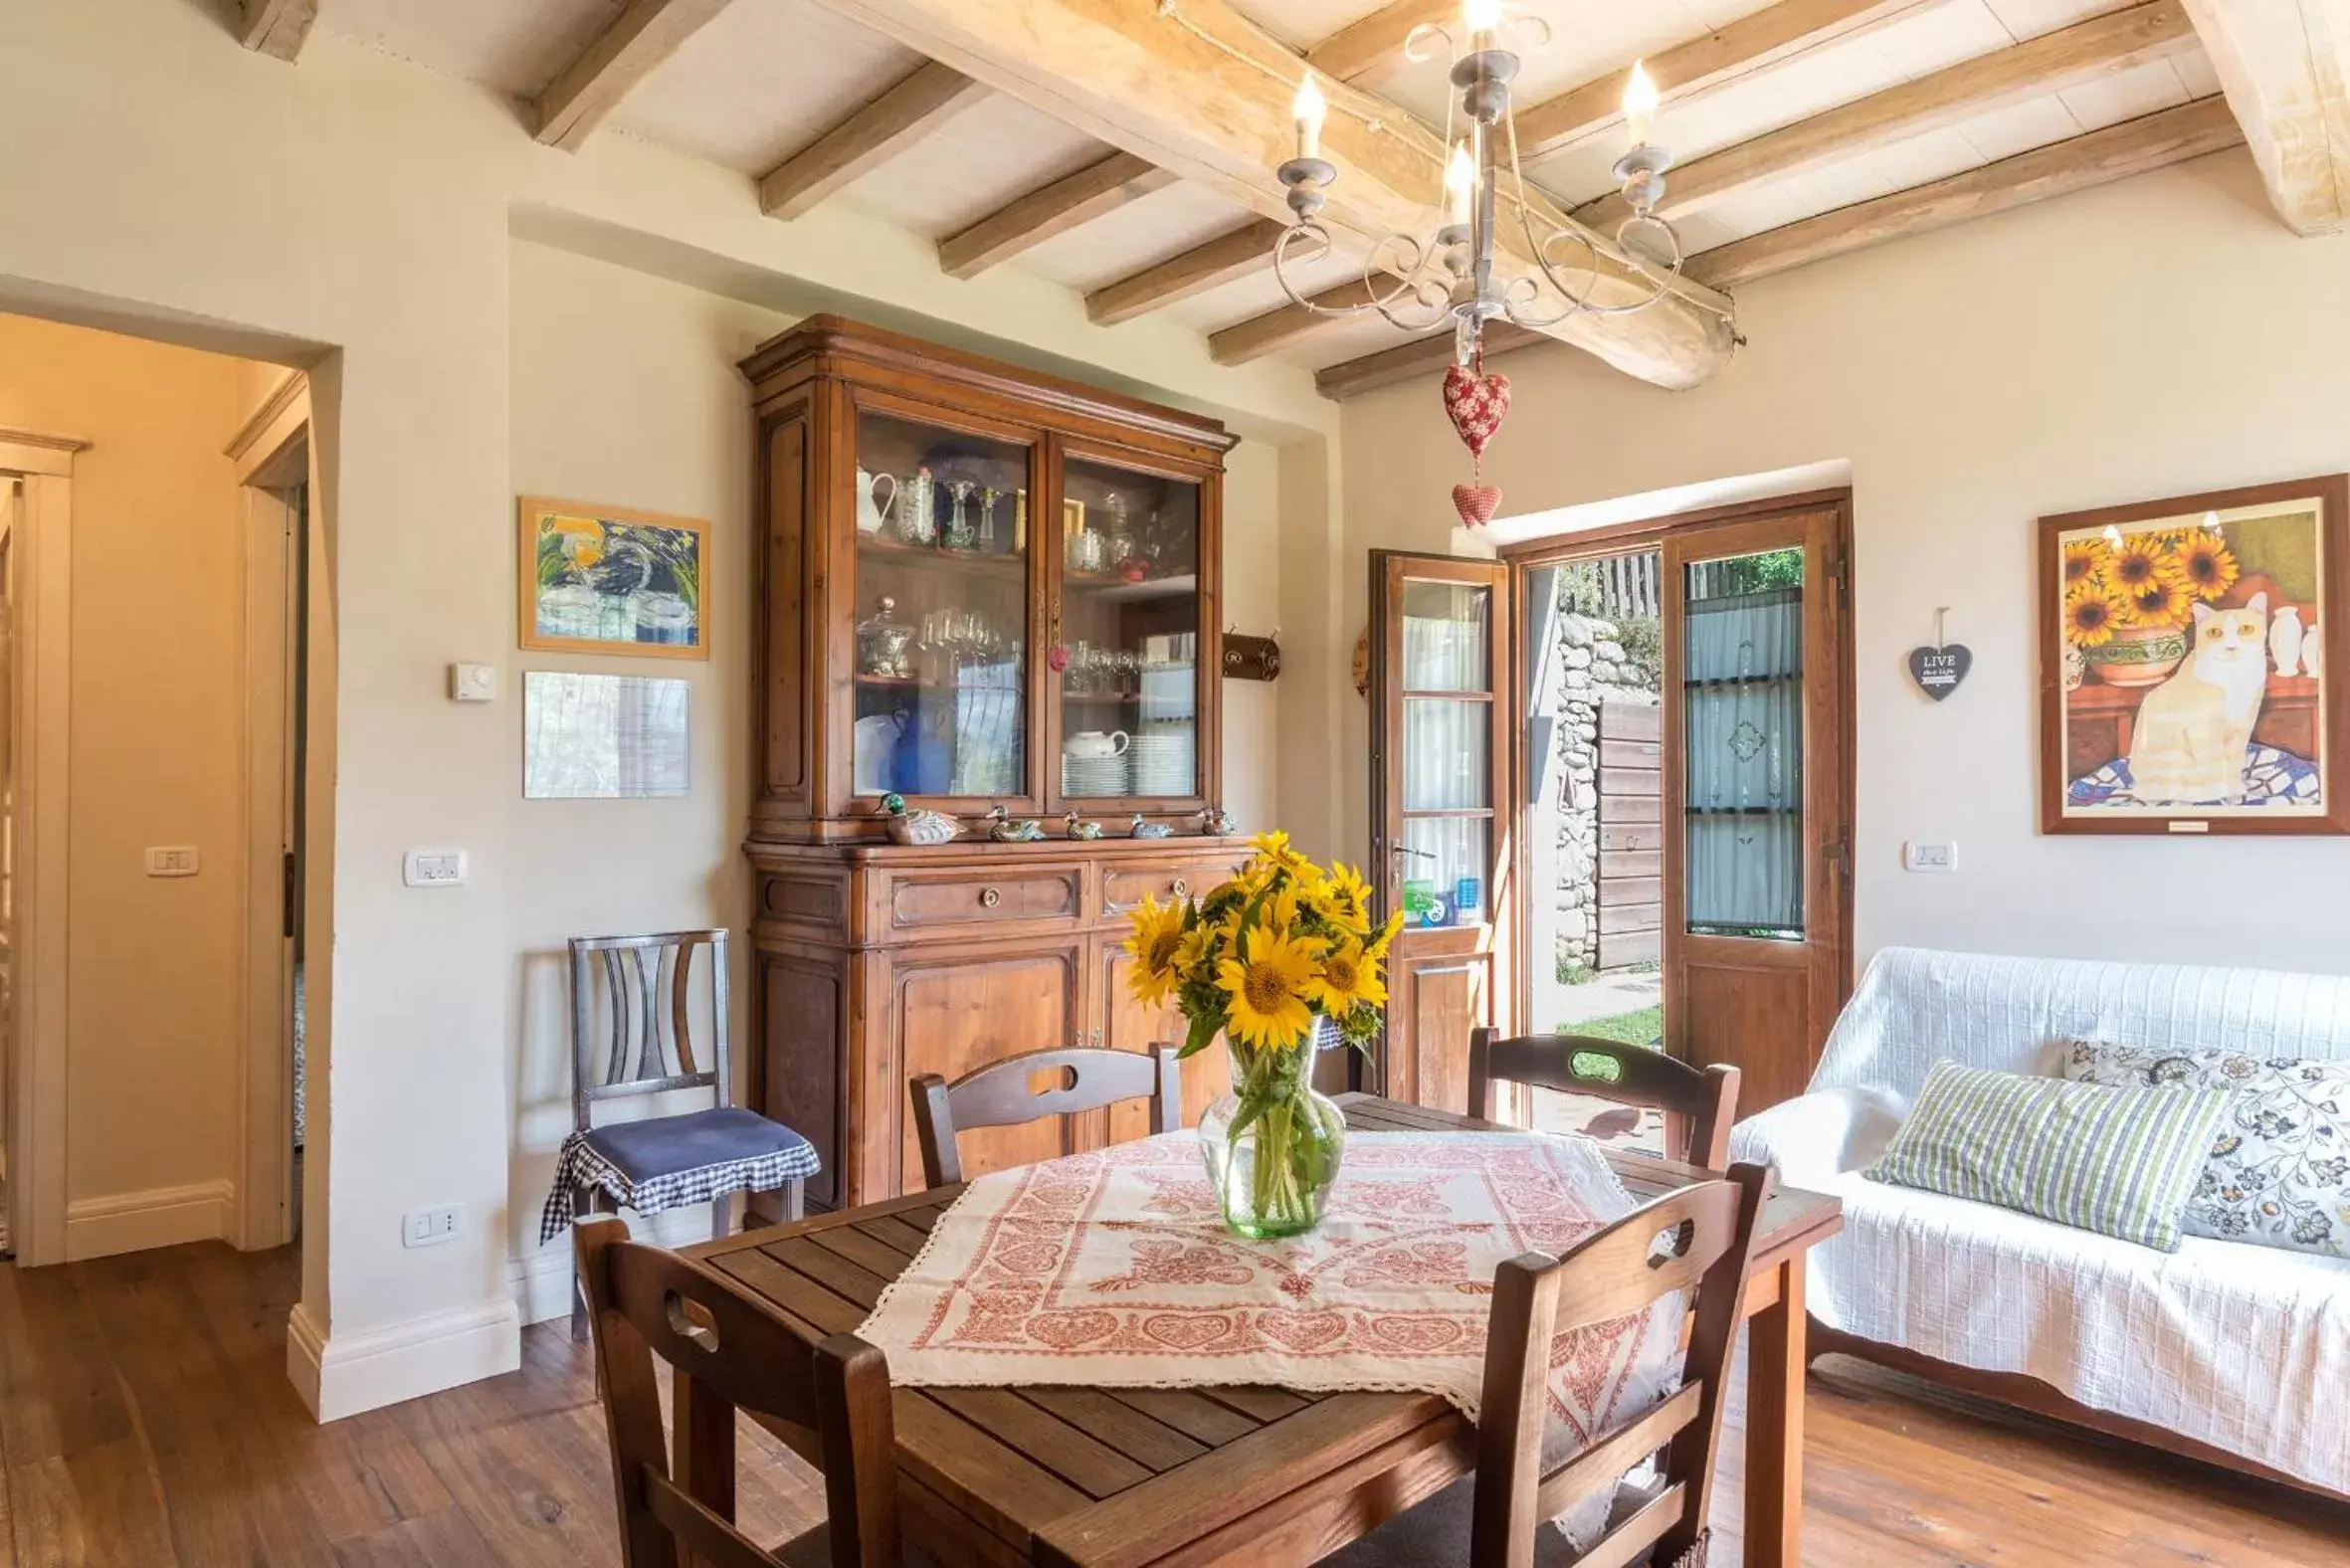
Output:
top-left (1680, 547), bottom-right (1805, 938)
top-left (1397, 580), bottom-right (1496, 928)
top-left (851, 410), bottom-right (1030, 799)
top-left (1059, 456), bottom-right (1202, 800)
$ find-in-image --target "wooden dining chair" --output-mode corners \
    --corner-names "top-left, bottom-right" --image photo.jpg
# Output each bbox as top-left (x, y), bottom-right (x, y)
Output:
top-left (554, 930), bottom-right (818, 1340)
top-left (574, 1217), bottom-right (925, 1568)
top-left (909, 1044), bottom-right (1182, 1189)
top-left (1468, 1027), bottom-right (1741, 1169)
top-left (1324, 1162), bottom-right (1774, 1568)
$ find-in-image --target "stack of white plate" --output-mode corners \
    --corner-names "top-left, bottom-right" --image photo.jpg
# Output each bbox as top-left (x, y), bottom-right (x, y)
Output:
top-left (1130, 726), bottom-right (1195, 796)
top-left (1062, 753), bottom-right (1131, 795)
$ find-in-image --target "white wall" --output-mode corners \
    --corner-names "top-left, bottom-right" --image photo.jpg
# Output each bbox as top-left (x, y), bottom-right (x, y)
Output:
top-left (0, 312), bottom-right (254, 1258)
top-left (0, 0), bottom-right (1338, 1416)
top-left (1337, 149), bottom-right (2350, 977)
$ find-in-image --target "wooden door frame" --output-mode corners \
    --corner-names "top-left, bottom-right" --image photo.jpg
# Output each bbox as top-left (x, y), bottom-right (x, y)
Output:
top-left (228, 373), bottom-right (311, 1254)
top-left (1499, 489), bottom-right (1857, 1062)
top-left (0, 429), bottom-right (86, 1267)
top-left (1367, 550), bottom-right (1515, 1102)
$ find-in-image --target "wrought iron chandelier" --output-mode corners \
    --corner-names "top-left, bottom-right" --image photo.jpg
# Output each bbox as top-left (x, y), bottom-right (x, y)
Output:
top-left (1275, 0), bottom-right (1700, 365)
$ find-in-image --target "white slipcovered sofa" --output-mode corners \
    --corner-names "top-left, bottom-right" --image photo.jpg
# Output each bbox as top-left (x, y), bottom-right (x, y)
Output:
top-left (1730, 945), bottom-right (2350, 1497)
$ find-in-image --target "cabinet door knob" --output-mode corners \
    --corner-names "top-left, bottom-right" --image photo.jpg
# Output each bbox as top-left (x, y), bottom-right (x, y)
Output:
top-left (1171, 879), bottom-right (1188, 898)
top-left (979, 886), bottom-right (1002, 909)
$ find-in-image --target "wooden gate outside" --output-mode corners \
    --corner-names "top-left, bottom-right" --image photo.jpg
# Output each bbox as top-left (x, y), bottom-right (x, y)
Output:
top-left (1595, 700), bottom-right (1663, 970)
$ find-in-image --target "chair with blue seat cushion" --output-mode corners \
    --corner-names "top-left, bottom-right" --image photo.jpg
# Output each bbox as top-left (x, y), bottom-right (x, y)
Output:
top-left (543, 929), bottom-right (819, 1339)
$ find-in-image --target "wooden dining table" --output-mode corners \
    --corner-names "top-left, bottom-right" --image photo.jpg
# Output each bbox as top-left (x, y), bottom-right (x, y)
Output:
top-left (682, 1092), bottom-right (1844, 1568)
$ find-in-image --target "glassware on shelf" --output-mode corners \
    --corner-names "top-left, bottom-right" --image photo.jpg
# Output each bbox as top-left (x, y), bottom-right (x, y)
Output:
top-left (892, 467), bottom-right (938, 545)
top-left (979, 487), bottom-right (1001, 549)
top-left (1068, 523), bottom-right (1107, 574)
top-left (1100, 493), bottom-right (1136, 565)
top-left (942, 479), bottom-right (978, 551)
top-left (857, 596), bottom-right (917, 679)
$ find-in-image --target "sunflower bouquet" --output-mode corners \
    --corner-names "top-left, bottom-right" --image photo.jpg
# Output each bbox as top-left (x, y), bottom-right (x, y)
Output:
top-left (1123, 831), bottom-right (1402, 1238)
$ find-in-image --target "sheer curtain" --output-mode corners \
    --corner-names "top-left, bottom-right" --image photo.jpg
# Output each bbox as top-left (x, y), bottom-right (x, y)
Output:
top-left (1683, 584), bottom-right (1803, 935)
top-left (1401, 585), bottom-right (1490, 914)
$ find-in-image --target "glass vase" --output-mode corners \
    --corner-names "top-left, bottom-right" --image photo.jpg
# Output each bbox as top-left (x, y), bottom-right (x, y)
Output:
top-left (1198, 1037), bottom-right (1346, 1239)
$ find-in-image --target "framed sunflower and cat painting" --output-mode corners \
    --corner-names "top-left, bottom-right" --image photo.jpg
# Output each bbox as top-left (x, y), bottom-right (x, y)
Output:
top-left (2041, 475), bottom-right (2350, 835)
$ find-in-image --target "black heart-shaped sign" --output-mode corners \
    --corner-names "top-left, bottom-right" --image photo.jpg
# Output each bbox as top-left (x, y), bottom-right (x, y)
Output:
top-left (1908, 644), bottom-right (1972, 700)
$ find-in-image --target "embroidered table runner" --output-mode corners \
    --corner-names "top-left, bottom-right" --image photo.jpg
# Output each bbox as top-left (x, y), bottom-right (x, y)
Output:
top-left (859, 1131), bottom-right (1682, 1469)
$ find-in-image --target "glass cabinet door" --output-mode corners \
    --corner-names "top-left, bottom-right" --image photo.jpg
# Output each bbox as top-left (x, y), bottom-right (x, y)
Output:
top-left (850, 408), bottom-right (1032, 801)
top-left (1057, 454), bottom-right (1205, 803)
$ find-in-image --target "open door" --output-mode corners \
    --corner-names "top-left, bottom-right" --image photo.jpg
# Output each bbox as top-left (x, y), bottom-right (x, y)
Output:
top-left (1660, 499), bottom-right (1853, 1113)
top-left (1369, 551), bottom-right (1513, 1111)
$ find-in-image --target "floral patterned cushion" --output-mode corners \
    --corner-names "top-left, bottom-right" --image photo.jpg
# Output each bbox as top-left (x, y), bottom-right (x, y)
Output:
top-left (2063, 1041), bottom-right (2350, 1260)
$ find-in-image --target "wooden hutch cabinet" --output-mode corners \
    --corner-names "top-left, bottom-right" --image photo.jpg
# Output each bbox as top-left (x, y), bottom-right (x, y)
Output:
top-left (739, 316), bottom-right (1247, 1209)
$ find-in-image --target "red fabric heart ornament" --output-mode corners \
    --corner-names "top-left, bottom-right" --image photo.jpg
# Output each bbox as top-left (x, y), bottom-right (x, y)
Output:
top-left (1452, 483), bottom-right (1502, 531)
top-left (1441, 363), bottom-right (1511, 460)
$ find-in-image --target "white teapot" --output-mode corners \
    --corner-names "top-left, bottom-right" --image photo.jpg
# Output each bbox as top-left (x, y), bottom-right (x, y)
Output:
top-left (855, 467), bottom-right (897, 535)
top-left (1063, 729), bottom-right (1130, 759)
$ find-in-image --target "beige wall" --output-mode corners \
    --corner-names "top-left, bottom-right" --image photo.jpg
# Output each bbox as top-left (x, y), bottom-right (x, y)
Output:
top-left (499, 243), bottom-right (1288, 1315)
top-left (1336, 149), bottom-right (2350, 979)
top-left (0, 311), bottom-right (251, 1241)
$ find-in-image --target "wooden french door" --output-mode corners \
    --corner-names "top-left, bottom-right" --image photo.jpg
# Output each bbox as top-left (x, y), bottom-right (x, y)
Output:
top-left (1660, 499), bottom-right (1853, 1113)
top-left (1369, 552), bottom-right (1514, 1111)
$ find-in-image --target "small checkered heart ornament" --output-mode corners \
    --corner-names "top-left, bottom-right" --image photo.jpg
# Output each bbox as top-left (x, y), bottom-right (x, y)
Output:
top-left (1452, 484), bottom-right (1502, 530)
top-left (1442, 363), bottom-right (1511, 460)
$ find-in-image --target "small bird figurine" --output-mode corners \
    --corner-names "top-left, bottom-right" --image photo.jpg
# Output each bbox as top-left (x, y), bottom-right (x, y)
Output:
top-left (1130, 813), bottom-right (1174, 840)
top-left (878, 791), bottom-right (961, 846)
top-left (1065, 811), bottom-right (1103, 841)
top-left (1198, 806), bottom-right (1239, 838)
top-left (987, 804), bottom-right (1046, 843)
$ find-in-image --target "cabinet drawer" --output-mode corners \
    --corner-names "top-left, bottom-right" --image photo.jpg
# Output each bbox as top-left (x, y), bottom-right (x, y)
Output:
top-left (888, 868), bottom-right (1084, 931)
top-left (1100, 858), bottom-right (1246, 919)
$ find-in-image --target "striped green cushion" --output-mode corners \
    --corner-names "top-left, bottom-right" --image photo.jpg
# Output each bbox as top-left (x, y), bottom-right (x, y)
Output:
top-left (1865, 1061), bottom-right (2232, 1251)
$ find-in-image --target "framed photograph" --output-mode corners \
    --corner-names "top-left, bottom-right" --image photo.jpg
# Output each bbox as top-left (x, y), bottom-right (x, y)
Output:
top-left (518, 495), bottom-right (709, 660)
top-left (2041, 475), bottom-right (2350, 835)
top-left (523, 672), bottom-right (689, 799)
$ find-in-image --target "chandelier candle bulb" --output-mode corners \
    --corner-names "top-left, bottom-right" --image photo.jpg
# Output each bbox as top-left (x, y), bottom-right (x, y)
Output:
top-left (1445, 140), bottom-right (1475, 226)
top-left (1624, 59), bottom-right (1659, 148)
top-left (1292, 71), bottom-right (1325, 162)
top-left (1462, 0), bottom-right (1501, 49)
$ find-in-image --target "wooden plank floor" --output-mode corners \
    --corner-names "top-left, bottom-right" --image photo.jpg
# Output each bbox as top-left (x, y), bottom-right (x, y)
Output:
top-left (2, 1240), bottom-right (2344, 1566)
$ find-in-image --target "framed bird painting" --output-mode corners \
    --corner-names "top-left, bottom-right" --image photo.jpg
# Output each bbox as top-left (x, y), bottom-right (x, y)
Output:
top-left (517, 495), bottom-right (710, 661)
top-left (2040, 474), bottom-right (2350, 836)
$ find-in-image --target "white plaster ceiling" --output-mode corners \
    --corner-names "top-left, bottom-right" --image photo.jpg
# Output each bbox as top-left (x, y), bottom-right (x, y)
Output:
top-left (313, 0), bottom-right (2234, 375)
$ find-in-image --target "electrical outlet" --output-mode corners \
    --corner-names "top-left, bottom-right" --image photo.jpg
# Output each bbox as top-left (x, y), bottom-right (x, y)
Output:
top-left (403, 1205), bottom-right (464, 1248)
top-left (403, 849), bottom-right (467, 887)
top-left (1903, 841), bottom-right (1958, 873)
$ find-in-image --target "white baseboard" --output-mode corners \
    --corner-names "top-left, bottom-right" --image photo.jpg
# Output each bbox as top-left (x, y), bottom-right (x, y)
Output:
top-left (287, 1294), bottom-right (522, 1423)
top-left (509, 1207), bottom-right (714, 1326)
top-left (64, 1179), bottom-right (234, 1261)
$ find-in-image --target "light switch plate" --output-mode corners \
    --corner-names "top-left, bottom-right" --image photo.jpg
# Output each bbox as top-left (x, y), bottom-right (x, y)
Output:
top-left (402, 1205), bottom-right (464, 1248)
top-left (449, 663), bottom-right (496, 702)
top-left (1903, 841), bottom-right (1958, 873)
top-left (145, 847), bottom-right (200, 877)
top-left (403, 849), bottom-right (467, 887)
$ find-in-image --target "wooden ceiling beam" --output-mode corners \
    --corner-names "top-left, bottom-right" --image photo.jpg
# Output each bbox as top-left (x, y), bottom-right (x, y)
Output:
top-left (758, 60), bottom-right (989, 220)
top-left (533, 0), bottom-right (735, 151)
top-left (2180, 0), bottom-right (2350, 234)
top-left (1312, 320), bottom-right (1546, 398)
top-left (1579, 0), bottom-right (2199, 230)
top-left (1207, 276), bottom-right (1409, 365)
top-left (1511, 0), bottom-right (1934, 163)
top-left (1315, 97), bottom-right (2242, 398)
top-left (1303, 0), bottom-right (1458, 86)
top-left (938, 152), bottom-right (1179, 279)
top-left (1683, 95), bottom-right (2244, 289)
top-left (817, 0), bottom-right (1735, 390)
top-left (1085, 219), bottom-right (1285, 324)
top-left (237, 0), bottom-right (317, 62)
